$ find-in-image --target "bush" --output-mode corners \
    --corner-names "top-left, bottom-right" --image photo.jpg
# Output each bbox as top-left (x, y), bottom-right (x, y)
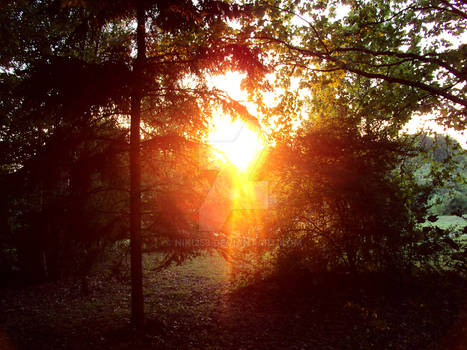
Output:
top-left (245, 120), bottom-right (465, 280)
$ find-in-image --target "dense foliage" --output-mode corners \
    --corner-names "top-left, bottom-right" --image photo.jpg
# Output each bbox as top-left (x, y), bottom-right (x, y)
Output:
top-left (415, 133), bottom-right (467, 216)
top-left (226, 121), bottom-right (466, 280)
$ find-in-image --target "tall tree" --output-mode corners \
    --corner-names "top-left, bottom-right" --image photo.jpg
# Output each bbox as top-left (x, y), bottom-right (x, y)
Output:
top-left (129, 2), bottom-right (145, 327)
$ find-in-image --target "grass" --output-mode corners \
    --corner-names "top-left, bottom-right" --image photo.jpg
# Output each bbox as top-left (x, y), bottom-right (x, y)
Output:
top-left (424, 215), bottom-right (467, 230)
top-left (423, 215), bottom-right (467, 244)
top-left (0, 252), bottom-right (466, 350)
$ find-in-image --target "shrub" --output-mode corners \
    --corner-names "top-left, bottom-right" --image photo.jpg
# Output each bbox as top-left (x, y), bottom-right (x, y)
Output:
top-left (246, 120), bottom-right (465, 279)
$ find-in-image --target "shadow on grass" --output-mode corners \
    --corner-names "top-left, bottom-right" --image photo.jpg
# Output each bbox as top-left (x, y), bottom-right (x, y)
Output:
top-left (1, 257), bottom-right (465, 350)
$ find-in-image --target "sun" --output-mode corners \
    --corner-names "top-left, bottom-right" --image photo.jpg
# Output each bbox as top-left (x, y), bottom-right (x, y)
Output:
top-left (208, 117), bottom-right (264, 171)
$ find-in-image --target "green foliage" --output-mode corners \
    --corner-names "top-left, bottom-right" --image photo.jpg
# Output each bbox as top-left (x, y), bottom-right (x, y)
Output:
top-left (413, 225), bottom-right (467, 273)
top-left (407, 133), bottom-right (467, 216)
top-left (248, 0), bottom-right (467, 131)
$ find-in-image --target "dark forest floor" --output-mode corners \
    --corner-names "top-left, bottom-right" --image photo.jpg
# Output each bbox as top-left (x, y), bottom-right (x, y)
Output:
top-left (0, 254), bottom-right (466, 350)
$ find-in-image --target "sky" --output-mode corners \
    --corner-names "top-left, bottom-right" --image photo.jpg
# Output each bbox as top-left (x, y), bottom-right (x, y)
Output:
top-left (210, 72), bottom-right (467, 149)
top-left (403, 114), bottom-right (466, 149)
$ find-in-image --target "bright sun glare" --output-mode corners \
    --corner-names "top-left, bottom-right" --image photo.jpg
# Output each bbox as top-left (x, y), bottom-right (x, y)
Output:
top-left (208, 117), bottom-right (264, 171)
top-left (207, 72), bottom-right (265, 171)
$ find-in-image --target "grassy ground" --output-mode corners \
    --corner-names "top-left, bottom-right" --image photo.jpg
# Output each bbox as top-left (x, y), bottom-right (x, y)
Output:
top-left (424, 215), bottom-right (467, 231)
top-left (424, 215), bottom-right (467, 246)
top-left (1, 253), bottom-right (466, 350)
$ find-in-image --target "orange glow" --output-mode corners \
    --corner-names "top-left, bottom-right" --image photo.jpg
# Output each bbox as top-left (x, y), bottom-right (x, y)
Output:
top-left (208, 117), bottom-right (264, 172)
top-left (204, 73), bottom-right (269, 274)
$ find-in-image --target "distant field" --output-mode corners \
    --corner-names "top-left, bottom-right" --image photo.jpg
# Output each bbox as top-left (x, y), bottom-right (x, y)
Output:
top-left (423, 215), bottom-right (467, 229)
top-left (423, 215), bottom-right (467, 242)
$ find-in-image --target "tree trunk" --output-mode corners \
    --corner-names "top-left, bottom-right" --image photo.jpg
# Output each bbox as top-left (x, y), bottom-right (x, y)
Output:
top-left (130, 4), bottom-right (146, 327)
